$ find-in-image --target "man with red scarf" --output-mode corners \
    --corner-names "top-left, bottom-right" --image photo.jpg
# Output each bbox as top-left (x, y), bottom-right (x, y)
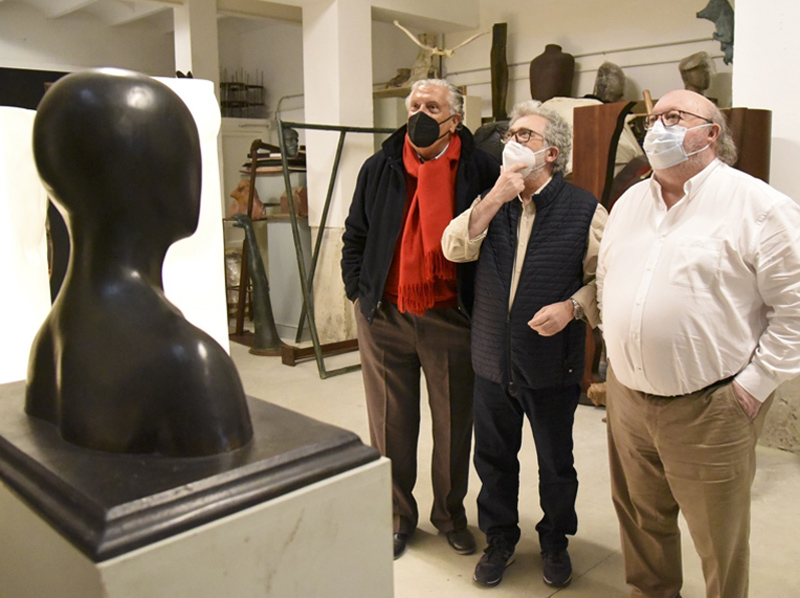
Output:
top-left (342, 79), bottom-right (499, 560)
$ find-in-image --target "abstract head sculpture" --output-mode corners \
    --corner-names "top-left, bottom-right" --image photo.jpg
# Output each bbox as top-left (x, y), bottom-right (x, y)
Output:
top-left (27, 69), bottom-right (253, 457)
top-left (593, 62), bottom-right (626, 103)
top-left (679, 52), bottom-right (713, 95)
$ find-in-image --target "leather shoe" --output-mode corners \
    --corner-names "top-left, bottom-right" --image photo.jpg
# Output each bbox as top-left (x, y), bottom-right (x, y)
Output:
top-left (445, 528), bottom-right (476, 555)
top-left (393, 533), bottom-right (408, 559)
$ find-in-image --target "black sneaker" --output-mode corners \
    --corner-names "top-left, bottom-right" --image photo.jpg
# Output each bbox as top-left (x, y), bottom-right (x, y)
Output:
top-left (542, 549), bottom-right (572, 587)
top-left (473, 540), bottom-right (515, 587)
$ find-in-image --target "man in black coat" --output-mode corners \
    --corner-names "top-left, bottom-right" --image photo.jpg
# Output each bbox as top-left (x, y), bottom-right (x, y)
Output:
top-left (342, 79), bottom-right (498, 560)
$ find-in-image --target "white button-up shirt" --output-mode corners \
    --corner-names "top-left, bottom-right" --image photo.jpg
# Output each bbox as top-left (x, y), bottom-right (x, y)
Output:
top-left (597, 159), bottom-right (800, 401)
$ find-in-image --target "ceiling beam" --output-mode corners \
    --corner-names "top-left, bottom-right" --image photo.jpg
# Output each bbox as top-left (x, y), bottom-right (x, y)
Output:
top-left (217, 0), bottom-right (301, 23)
top-left (86, 0), bottom-right (179, 26)
top-left (45, 0), bottom-right (97, 19)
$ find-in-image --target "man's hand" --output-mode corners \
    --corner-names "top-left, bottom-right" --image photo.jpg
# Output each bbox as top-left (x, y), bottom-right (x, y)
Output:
top-left (484, 162), bottom-right (528, 205)
top-left (528, 300), bottom-right (573, 337)
top-left (732, 381), bottom-right (762, 420)
top-left (467, 163), bottom-right (528, 238)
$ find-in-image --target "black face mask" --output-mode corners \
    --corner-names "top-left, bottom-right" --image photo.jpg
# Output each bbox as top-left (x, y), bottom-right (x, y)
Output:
top-left (407, 112), bottom-right (456, 148)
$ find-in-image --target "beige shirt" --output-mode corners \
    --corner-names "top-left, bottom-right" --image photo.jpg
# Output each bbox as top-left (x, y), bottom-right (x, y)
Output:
top-left (597, 159), bottom-right (800, 401)
top-left (441, 182), bottom-right (607, 328)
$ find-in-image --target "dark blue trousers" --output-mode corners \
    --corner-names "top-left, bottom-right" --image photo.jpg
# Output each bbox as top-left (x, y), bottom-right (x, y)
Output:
top-left (473, 374), bottom-right (580, 552)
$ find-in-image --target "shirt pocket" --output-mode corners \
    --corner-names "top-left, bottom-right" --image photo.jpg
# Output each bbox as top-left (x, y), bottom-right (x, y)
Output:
top-left (668, 237), bottom-right (723, 290)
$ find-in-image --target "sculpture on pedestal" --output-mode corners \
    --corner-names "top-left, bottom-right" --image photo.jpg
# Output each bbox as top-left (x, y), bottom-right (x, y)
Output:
top-left (529, 44), bottom-right (575, 102)
top-left (26, 69), bottom-right (253, 457)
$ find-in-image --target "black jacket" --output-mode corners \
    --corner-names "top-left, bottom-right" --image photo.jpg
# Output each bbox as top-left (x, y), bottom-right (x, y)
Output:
top-left (471, 174), bottom-right (598, 389)
top-left (341, 125), bottom-right (500, 322)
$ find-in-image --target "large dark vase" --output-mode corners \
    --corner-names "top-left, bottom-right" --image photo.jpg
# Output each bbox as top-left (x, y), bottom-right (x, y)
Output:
top-left (529, 44), bottom-right (575, 102)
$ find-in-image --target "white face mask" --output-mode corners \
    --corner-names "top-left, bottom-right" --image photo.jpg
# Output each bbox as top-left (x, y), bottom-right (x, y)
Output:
top-left (643, 121), bottom-right (712, 170)
top-left (502, 140), bottom-right (550, 178)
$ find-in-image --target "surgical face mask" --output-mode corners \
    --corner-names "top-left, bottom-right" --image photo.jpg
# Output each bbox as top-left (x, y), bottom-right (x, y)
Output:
top-left (502, 140), bottom-right (550, 178)
top-left (407, 111), bottom-right (456, 148)
top-left (643, 120), bottom-right (712, 170)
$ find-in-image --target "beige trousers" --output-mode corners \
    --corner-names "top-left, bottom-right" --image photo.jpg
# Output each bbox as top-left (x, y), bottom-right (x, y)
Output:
top-left (606, 365), bottom-right (773, 598)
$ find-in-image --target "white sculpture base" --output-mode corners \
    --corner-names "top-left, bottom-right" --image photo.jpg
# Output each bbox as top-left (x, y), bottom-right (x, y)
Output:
top-left (0, 458), bottom-right (392, 598)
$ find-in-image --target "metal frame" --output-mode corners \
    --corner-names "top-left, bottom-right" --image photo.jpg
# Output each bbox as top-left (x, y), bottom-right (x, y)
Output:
top-left (276, 119), bottom-right (395, 379)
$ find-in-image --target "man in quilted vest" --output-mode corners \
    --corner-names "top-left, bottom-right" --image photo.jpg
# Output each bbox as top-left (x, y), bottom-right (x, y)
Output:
top-left (442, 100), bottom-right (606, 588)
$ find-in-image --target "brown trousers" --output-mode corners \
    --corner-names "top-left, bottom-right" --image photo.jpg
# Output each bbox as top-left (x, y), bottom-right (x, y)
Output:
top-left (356, 303), bottom-right (473, 536)
top-left (606, 365), bottom-right (773, 598)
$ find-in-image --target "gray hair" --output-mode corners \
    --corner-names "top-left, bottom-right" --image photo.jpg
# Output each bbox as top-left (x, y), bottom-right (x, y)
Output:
top-left (508, 100), bottom-right (572, 174)
top-left (706, 104), bottom-right (738, 166)
top-left (405, 79), bottom-right (464, 117)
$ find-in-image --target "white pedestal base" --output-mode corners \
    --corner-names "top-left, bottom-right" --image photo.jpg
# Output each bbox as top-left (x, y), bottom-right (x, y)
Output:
top-left (0, 459), bottom-right (392, 598)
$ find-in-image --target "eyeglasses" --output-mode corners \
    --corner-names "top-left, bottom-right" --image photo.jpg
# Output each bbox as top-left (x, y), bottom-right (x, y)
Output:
top-left (644, 109), bottom-right (712, 130)
top-left (502, 128), bottom-right (546, 145)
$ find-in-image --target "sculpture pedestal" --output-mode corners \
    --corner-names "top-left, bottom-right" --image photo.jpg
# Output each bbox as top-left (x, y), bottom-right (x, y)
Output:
top-left (0, 383), bottom-right (392, 598)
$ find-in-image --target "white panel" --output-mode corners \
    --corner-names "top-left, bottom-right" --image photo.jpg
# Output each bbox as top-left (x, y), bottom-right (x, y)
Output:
top-left (158, 77), bottom-right (232, 353)
top-left (733, 0), bottom-right (800, 202)
top-left (0, 107), bottom-right (50, 384)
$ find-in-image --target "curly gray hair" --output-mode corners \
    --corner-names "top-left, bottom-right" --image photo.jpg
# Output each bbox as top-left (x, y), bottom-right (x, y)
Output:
top-left (508, 100), bottom-right (572, 174)
top-left (706, 104), bottom-right (738, 166)
top-left (405, 79), bottom-right (464, 117)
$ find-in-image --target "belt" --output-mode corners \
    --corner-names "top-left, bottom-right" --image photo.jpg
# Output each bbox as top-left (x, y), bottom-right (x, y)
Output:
top-left (644, 376), bottom-right (735, 400)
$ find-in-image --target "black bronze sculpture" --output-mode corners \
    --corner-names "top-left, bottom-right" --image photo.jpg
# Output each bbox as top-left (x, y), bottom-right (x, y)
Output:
top-left (490, 23), bottom-right (509, 121)
top-left (26, 69), bottom-right (253, 457)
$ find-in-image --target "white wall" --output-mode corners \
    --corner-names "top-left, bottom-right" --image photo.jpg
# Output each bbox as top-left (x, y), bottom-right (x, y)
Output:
top-left (218, 16), bottom-right (305, 125)
top-left (445, 0), bottom-right (733, 118)
top-left (0, 1), bottom-right (173, 75)
top-left (733, 0), bottom-right (800, 201)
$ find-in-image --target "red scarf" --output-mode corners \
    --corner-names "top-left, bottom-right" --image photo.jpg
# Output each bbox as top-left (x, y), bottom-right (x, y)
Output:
top-left (395, 133), bottom-right (461, 315)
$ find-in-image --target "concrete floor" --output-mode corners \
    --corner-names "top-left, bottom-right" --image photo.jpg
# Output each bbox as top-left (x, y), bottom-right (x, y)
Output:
top-left (230, 341), bottom-right (800, 598)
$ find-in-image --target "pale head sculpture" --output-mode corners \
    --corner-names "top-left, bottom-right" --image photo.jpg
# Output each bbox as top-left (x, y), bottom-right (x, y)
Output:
top-left (27, 69), bottom-right (253, 456)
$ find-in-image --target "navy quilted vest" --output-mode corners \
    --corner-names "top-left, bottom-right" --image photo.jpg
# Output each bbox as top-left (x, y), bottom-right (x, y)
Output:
top-left (471, 173), bottom-right (597, 389)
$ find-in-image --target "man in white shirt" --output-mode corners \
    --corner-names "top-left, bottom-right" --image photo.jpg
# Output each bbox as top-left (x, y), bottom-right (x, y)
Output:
top-left (597, 89), bottom-right (800, 598)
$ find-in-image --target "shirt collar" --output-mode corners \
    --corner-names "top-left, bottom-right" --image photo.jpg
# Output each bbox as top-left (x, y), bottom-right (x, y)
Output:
top-left (416, 140), bottom-right (451, 162)
top-left (515, 175), bottom-right (554, 209)
top-left (649, 158), bottom-right (723, 207)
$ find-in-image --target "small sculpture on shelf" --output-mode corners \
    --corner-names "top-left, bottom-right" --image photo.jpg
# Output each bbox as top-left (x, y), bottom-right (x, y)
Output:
top-left (679, 51), bottom-right (713, 96)
top-left (27, 68), bottom-right (253, 457)
top-left (385, 68), bottom-right (411, 89)
top-left (593, 61), bottom-right (626, 103)
top-left (393, 20), bottom-right (489, 82)
top-left (228, 179), bottom-right (264, 220)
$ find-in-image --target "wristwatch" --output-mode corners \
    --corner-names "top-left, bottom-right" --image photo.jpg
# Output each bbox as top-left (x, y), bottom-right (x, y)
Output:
top-left (569, 298), bottom-right (584, 321)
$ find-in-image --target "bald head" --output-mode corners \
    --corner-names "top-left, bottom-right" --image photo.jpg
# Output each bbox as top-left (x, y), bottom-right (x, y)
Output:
top-left (651, 89), bottom-right (737, 166)
top-left (653, 89), bottom-right (716, 119)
